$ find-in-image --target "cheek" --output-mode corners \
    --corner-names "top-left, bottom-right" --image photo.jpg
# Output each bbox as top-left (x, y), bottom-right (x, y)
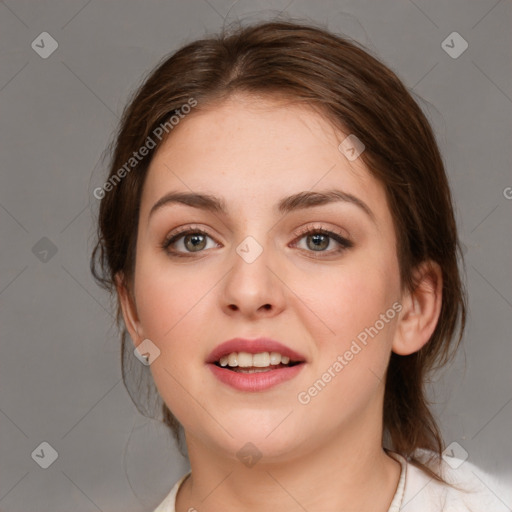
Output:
top-left (301, 260), bottom-right (398, 336)
top-left (132, 258), bottom-right (216, 420)
top-left (132, 250), bottom-right (207, 352)
top-left (294, 263), bottom-right (400, 417)
top-left (294, 249), bottom-right (401, 377)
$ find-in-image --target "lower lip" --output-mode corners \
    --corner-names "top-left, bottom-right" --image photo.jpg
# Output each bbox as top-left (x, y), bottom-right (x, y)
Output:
top-left (207, 363), bottom-right (305, 392)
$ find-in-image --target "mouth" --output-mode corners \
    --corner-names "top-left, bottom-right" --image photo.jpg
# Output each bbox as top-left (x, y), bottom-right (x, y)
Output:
top-left (206, 338), bottom-right (306, 391)
top-left (213, 351), bottom-right (302, 373)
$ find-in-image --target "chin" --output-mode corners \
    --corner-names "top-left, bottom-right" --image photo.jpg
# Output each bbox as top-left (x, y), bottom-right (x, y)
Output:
top-left (221, 416), bottom-right (310, 461)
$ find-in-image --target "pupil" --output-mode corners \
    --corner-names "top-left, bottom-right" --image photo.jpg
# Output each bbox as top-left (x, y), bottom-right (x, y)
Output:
top-left (185, 234), bottom-right (206, 251)
top-left (308, 234), bottom-right (328, 251)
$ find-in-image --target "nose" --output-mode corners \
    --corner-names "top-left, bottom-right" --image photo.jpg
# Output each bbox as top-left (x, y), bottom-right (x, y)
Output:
top-left (220, 236), bottom-right (286, 319)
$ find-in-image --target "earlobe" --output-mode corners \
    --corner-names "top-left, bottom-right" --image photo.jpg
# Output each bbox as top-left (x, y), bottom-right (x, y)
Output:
top-left (115, 272), bottom-right (143, 347)
top-left (392, 261), bottom-right (443, 356)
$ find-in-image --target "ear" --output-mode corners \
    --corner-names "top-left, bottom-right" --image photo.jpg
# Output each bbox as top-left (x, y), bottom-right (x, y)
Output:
top-left (392, 261), bottom-right (443, 356)
top-left (115, 272), bottom-right (144, 347)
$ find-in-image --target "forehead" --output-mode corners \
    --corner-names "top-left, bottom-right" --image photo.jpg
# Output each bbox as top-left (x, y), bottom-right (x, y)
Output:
top-left (141, 95), bottom-right (387, 220)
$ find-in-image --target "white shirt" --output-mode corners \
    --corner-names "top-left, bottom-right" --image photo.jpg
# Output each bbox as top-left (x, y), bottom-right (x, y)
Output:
top-left (152, 452), bottom-right (511, 511)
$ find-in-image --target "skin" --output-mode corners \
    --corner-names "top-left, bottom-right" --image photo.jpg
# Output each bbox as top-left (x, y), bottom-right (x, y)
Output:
top-left (117, 94), bottom-right (443, 512)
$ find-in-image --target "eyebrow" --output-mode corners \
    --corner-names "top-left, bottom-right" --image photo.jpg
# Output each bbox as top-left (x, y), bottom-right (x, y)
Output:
top-left (148, 189), bottom-right (375, 223)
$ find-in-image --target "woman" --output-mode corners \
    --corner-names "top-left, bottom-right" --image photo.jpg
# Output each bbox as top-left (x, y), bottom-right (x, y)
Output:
top-left (91, 20), bottom-right (507, 512)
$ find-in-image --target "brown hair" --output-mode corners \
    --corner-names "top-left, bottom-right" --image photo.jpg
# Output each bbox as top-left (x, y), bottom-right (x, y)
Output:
top-left (91, 19), bottom-right (467, 480)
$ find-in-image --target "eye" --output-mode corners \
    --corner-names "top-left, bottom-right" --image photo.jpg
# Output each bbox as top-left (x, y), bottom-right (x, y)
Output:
top-left (291, 225), bottom-right (353, 256)
top-left (162, 227), bottom-right (219, 257)
top-left (161, 224), bottom-right (353, 258)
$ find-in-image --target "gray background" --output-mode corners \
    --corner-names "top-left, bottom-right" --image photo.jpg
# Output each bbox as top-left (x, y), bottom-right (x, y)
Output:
top-left (1, 0), bottom-right (511, 510)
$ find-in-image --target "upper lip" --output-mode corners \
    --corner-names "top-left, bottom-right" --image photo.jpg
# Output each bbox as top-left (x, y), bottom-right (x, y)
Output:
top-left (206, 337), bottom-right (307, 364)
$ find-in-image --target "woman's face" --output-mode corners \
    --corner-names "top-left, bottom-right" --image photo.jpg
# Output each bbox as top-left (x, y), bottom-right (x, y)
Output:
top-left (126, 95), bottom-right (404, 461)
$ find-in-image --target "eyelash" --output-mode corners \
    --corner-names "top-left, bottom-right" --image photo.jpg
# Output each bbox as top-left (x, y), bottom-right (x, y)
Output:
top-left (161, 224), bottom-right (353, 259)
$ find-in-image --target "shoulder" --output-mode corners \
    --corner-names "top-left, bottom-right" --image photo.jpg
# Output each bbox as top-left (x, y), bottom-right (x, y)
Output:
top-left (152, 472), bottom-right (190, 512)
top-left (400, 449), bottom-right (511, 511)
top-left (152, 458), bottom-right (511, 512)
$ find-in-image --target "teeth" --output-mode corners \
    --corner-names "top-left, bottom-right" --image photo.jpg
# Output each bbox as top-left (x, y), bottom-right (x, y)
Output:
top-left (238, 352), bottom-right (253, 368)
top-left (269, 352), bottom-right (281, 365)
top-left (233, 367), bottom-right (273, 373)
top-left (253, 352), bottom-right (270, 367)
top-left (217, 351), bottom-right (293, 368)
